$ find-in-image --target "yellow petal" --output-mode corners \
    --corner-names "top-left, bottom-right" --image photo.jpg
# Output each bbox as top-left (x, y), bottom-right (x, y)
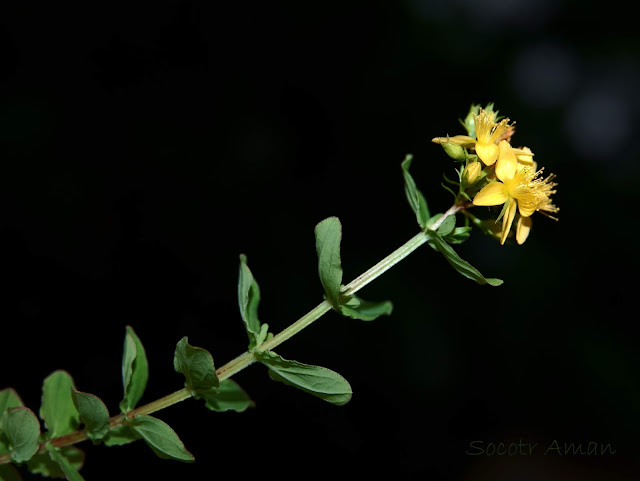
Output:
top-left (513, 192), bottom-right (538, 217)
top-left (475, 142), bottom-right (499, 166)
top-left (473, 182), bottom-right (508, 206)
top-left (516, 216), bottom-right (532, 245)
top-left (501, 199), bottom-right (518, 245)
top-left (514, 146), bottom-right (534, 164)
top-left (495, 141), bottom-right (517, 182)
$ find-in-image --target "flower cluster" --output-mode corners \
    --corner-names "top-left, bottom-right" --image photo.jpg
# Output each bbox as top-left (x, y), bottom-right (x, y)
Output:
top-left (432, 104), bottom-right (558, 245)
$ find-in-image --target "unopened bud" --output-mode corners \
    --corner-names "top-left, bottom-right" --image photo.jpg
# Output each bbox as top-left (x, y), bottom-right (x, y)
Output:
top-left (431, 135), bottom-right (475, 147)
top-left (463, 161), bottom-right (482, 185)
top-left (441, 141), bottom-right (466, 161)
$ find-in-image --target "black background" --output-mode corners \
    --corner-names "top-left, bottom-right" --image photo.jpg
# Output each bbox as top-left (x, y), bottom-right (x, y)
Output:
top-left (2, 1), bottom-right (639, 480)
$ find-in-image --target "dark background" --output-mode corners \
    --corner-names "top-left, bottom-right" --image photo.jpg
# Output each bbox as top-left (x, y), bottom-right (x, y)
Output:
top-left (2, 1), bottom-right (639, 480)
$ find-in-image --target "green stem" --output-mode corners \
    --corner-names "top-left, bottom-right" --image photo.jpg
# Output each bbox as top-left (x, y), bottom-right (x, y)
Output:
top-left (0, 203), bottom-right (466, 465)
top-left (256, 300), bottom-right (332, 353)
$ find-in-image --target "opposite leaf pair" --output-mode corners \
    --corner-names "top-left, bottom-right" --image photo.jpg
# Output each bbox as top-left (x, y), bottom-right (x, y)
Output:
top-left (402, 154), bottom-right (503, 287)
top-left (237, 254), bottom-right (358, 406)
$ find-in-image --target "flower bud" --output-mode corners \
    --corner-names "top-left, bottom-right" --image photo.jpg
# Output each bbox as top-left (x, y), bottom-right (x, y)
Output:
top-left (463, 161), bottom-right (482, 185)
top-left (431, 135), bottom-right (474, 147)
top-left (441, 141), bottom-right (466, 161)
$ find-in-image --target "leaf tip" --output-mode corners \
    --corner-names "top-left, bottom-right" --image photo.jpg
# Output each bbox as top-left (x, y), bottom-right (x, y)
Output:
top-left (316, 216), bottom-right (341, 228)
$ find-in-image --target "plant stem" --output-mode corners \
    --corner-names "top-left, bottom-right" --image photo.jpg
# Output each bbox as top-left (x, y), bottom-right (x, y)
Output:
top-left (0, 203), bottom-right (466, 465)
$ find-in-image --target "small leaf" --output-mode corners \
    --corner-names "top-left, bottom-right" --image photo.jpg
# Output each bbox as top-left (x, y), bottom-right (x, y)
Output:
top-left (440, 181), bottom-right (457, 199)
top-left (0, 407), bottom-right (41, 463)
top-left (338, 294), bottom-right (393, 321)
top-left (238, 255), bottom-right (263, 350)
top-left (119, 326), bottom-right (149, 413)
top-left (71, 390), bottom-right (110, 442)
top-left (444, 226), bottom-right (472, 245)
top-left (437, 214), bottom-right (456, 237)
top-left (460, 103), bottom-right (480, 138)
top-left (47, 445), bottom-right (85, 481)
top-left (40, 371), bottom-right (80, 439)
top-left (256, 351), bottom-right (352, 406)
top-left (173, 337), bottom-right (220, 393)
top-left (427, 230), bottom-right (503, 286)
top-left (0, 464), bottom-right (23, 481)
top-left (102, 425), bottom-right (140, 447)
top-left (27, 446), bottom-right (84, 479)
top-left (425, 213), bottom-right (442, 228)
top-left (129, 415), bottom-right (194, 463)
top-left (256, 323), bottom-right (270, 347)
top-left (401, 154), bottom-right (430, 229)
top-left (0, 389), bottom-right (24, 455)
top-left (314, 217), bottom-right (343, 307)
top-left (0, 389), bottom-right (24, 415)
top-left (442, 171), bottom-right (460, 186)
top-left (196, 379), bottom-right (253, 413)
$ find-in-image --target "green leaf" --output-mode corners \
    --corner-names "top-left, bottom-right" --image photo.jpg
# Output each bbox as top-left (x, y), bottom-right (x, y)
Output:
top-left (102, 425), bottom-right (140, 447)
top-left (442, 171), bottom-right (460, 186)
top-left (314, 217), bottom-right (343, 308)
top-left (426, 213), bottom-right (441, 228)
top-left (0, 464), bottom-right (23, 481)
top-left (0, 389), bottom-right (24, 416)
top-left (401, 154), bottom-right (430, 229)
top-left (339, 294), bottom-right (393, 321)
top-left (71, 390), bottom-right (110, 442)
top-left (129, 415), bottom-right (194, 463)
top-left (440, 181), bottom-right (457, 199)
top-left (437, 214), bottom-right (456, 237)
top-left (427, 230), bottom-right (503, 286)
top-left (256, 323), bottom-right (270, 347)
top-left (39, 371), bottom-right (80, 439)
top-left (0, 389), bottom-right (24, 455)
top-left (174, 337), bottom-right (220, 394)
top-left (0, 407), bottom-right (41, 463)
top-left (459, 102), bottom-right (501, 137)
top-left (238, 255), bottom-right (263, 350)
top-left (27, 446), bottom-right (84, 479)
top-left (444, 226), bottom-right (472, 245)
top-left (462, 104), bottom-right (478, 137)
top-left (424, 214), bottom-right (444, 251)
top-left (196, 379), bottom-right (253, 413)
top-left (119, 326), bottom-right (149, 413)
top-left (256, 351), bottom-right (352, 406)
top-left (47, 445), bottom-right (85, 481)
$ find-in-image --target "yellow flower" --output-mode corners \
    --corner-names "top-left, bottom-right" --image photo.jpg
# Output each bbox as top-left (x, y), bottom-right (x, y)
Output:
top-left (474, 109), bottom-right (514, 166)
top-left (472, 140), bottom-right (557, 245)
top-left (513, 173), bottom-right (558, 244)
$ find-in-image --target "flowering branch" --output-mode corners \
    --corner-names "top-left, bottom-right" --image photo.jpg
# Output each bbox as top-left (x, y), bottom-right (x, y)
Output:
top-left (0, 103), bottom-right (557, 481)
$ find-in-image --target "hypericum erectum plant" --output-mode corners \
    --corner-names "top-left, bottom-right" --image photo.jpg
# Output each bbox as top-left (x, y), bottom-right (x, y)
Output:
top-left (0, 103), bottom-right (558, 480)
